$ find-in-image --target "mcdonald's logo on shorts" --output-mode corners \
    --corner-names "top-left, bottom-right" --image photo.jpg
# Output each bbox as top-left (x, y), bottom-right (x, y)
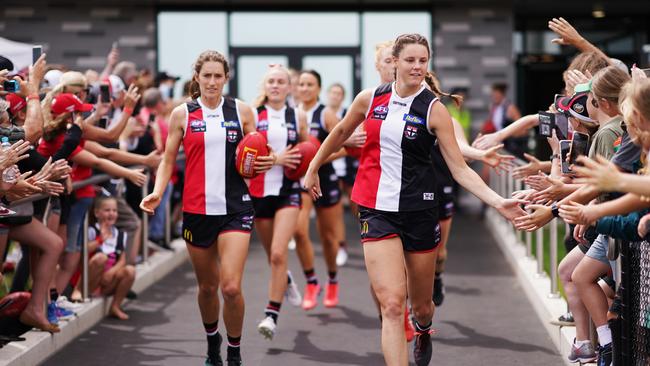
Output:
top-left (183, 229), bottom-right (193, 242)
top-left (360, 220), bottom-right (369, 235)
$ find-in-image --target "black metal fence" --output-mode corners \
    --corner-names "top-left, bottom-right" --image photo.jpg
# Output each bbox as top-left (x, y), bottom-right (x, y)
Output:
top-left (620, 240), bottom-right (650, 365)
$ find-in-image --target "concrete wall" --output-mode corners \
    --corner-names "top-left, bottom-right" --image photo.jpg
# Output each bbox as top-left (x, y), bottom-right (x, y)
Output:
top-left (433, 5), bottom-right (515, 135)
top-left (1, 4), bottom-right (156, 72)
top-left (1, 3), bottom-right (515, 128)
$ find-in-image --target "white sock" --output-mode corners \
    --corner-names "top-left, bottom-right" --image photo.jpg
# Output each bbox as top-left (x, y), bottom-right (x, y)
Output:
top-left (596, 324), bottom-right (612, 346)
top-left (575, 339), bottom-right (591, 347)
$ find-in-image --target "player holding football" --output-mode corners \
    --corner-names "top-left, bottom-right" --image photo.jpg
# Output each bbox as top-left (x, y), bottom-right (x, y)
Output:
top-left (141, 50), bottom-right (274, 366)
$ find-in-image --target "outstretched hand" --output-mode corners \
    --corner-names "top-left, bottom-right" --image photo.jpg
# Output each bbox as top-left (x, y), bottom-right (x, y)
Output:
top-left (472, 132), bottom-right (501, 150)
top-left (558, 201), bottom-right (596, 226)
top-left (530, 175), bottom-right (565, 205)
top-left (572, 155), bottom-right (621, 192)
top-left (496, 198), bottom-right (528, 223)
top-left (481, 144), bottom-right (515, 174)
top-left (513, 153), bottom-right (542, 180)
top-left (140, 193), bottom-right (161, 215)
top-left (514, 204), bottom-right (552, 232)
top-left (548, 17), bottom-right (584, 47)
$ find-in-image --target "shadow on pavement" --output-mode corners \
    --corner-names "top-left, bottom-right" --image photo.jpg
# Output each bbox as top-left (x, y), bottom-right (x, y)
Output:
top-left (435, 320), bottom-right (556, 355)
top-left (267, 330), bottom-right (384, 365)
top-left (306, 305), bottom-right (379, 330)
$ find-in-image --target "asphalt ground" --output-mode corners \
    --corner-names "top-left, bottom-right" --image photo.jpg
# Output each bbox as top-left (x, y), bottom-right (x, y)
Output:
top-left (43, 207), bottom-right (562, 366)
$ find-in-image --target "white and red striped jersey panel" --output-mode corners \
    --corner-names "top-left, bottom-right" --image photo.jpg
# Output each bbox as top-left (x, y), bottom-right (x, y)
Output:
top-left (351, 83), bottom-right (439, 212)
top-left (182, 97), bottom-right (252, 215)
top-left (249, 105), bottom-right (300, 197)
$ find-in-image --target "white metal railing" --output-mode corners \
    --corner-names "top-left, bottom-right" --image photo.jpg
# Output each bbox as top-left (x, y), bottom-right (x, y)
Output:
top-left (11, 167), bottom-right (172, 300)
top-left (487, 155), bottom-right (562, 298)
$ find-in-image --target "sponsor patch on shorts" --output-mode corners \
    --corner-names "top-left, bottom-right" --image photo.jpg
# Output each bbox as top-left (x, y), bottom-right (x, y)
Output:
top-left (289, 193), bottom-right (300, 206)
top-left (241, 215), bottom-right (254, 230)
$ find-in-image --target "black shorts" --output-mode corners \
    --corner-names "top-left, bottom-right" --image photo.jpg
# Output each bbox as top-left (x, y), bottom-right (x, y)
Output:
top-left (182, 209), bottom-right (254, 248)
top-left (437, 184), bottom-right (455, 220)
top-left (358, 206), bottom-right (441, 253)
top-left (315, 171), bottom-right (341, 208)
top-left (252, 193), bottom-right (301, 219)
top-left (340, 156), bottom-right (359, 187)
top-left (32, 194), bottom-right (70, 224)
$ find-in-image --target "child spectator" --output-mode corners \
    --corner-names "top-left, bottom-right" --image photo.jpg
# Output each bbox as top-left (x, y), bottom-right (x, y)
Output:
top-left (87, 196), bottom-right (135, 320)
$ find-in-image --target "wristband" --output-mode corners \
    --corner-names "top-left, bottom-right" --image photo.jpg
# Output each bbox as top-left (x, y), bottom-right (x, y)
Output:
top-left (123, 107), bottom-right (134, 116)
top-left (26, 94), bottom-right (40, 101)
top-left (550, 154), bottom-right (560, 161)
top-left (551, 203), bottom-right (559, 218)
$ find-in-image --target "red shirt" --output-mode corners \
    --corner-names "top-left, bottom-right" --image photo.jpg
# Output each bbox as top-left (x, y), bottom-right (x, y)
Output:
top-left (38, 135), bottom-right (95, 198)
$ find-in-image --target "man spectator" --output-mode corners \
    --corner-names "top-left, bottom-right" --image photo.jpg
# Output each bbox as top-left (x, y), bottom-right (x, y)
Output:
top-left (482, 83), bottom-right (524, 158)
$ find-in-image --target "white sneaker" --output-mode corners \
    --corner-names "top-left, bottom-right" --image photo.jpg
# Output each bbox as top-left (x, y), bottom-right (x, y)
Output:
top-left (336, 247), bottom-right (348, 267)
top-left (285, 271), bottom-right (302, 307)
top-left (56, 296), bottom-right (83, 312)
top-left (257, 316), bottom-right (276, 340)
top-left (288, 239), bottom-right (296, 251)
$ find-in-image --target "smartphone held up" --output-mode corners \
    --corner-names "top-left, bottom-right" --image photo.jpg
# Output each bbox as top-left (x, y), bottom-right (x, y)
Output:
top-left (538, 111), bottom-right (569, 140)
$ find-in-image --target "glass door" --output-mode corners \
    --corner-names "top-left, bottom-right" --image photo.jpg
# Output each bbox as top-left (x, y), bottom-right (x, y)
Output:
top-left (229, 47), bottom-right (360, 107)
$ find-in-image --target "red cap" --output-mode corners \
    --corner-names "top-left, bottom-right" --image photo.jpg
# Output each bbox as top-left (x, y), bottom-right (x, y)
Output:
top-left (51, 93), bottom-right (93, 116)
top-left (5, 93), bottom-right (26, 115)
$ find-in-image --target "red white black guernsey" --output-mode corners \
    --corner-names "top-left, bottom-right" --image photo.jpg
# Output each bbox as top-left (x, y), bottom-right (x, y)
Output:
top-left (352, 82), bottom-right (439, 212)
top-left (249, 105), bottom-right (301, 197)
top-left (182, 97), bottom-right (252, 215)
top-left (307, 103), bottom-right (337, 184)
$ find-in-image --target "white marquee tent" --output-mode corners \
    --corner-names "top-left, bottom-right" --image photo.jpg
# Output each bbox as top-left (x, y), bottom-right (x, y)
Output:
top-left (0, 37), bottom-right (35, 73)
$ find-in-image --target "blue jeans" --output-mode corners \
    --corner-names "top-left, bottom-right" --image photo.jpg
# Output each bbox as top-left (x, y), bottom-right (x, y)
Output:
top-left (65, 197), bottom-right (93, 252)
top-left (149, 182), bottom-right (172, 240)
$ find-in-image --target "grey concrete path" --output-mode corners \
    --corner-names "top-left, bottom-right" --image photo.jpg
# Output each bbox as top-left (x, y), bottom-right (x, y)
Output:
top-left (43, 211), bottom-right (562, 366)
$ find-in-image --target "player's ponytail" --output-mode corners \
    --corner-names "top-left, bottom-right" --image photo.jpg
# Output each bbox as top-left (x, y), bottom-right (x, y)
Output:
top-left (424, 71), bottom-right (463, 107)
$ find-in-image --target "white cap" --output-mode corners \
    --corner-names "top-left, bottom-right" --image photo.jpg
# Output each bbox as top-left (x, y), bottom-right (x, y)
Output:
top-left (43, 69), bottom-right (63, 89)
top-left (108, 74), bottom-right (125, 98)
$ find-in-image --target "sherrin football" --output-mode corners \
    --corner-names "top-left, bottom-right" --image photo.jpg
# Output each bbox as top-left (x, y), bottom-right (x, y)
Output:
top-left (308, 135), bottom-right (321, 149)
top-left (284, 141), bottom-right (318, 181)
top-left (0, 292), bottom-right (31, 318)
top-left (236, 132), bottom-right (269, 179)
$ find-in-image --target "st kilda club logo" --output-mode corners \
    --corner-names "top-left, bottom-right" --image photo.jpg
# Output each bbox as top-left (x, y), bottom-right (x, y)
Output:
top-left (227, 129), bottom-right (239, 143)
top-left (404, 125), bottom-right (418, 140)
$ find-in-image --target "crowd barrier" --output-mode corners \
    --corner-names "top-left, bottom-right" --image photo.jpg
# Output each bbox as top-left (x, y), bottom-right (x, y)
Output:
top-left (620, 240), bottom-right (650, 365)
top-left (9, 165), bottom-right (171, 299)
top-left (487, 152), bottom-right (650, 365)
